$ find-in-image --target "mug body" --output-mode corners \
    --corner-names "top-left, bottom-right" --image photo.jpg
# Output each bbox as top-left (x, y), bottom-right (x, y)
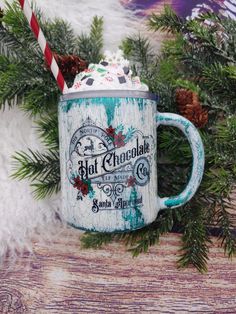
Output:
top-left (58, 90), bottom-right (158, 232)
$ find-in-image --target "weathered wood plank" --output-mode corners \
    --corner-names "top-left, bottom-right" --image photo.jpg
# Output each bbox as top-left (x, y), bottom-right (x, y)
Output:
top-left (0, 228), bottom-right (235, 313)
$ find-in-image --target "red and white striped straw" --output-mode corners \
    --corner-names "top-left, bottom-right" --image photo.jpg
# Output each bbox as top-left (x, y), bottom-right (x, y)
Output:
top-left (18, 0), bottom-right (68, 94)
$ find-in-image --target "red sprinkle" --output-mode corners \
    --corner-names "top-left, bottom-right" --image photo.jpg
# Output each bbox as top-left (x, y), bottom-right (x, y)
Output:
top-left (74, 82), bottom-right (82, 89)
top-left (84, 68), bottom-right (93, 73)
top-left (105, 76), bottom-right (113, 81)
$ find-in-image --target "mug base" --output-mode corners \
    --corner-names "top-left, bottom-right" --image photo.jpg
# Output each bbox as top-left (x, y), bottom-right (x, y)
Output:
top-left (68, 221), bottom-right (148, 233)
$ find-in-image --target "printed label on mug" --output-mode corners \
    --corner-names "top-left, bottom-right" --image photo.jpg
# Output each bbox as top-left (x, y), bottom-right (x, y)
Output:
top-left (66, 117), bottom-right (154, 213)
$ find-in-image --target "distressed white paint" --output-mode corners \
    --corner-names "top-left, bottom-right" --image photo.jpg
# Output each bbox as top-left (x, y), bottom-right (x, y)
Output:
top-left (59, 92), bottom-right (205, 232)
top-left (59, 93), bottom-right (158, 232)
top-left (156, 113), bottom-right (205, 210)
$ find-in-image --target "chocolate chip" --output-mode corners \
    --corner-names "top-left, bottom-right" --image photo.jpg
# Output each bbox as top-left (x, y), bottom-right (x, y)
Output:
top-left (100, 61), bottom-right (109, 66)
top-left (81, 75), bottom-right (88, 81)
top-left (86, 78), bottom-right (94, 86)
top-left (118, 76), bottom-right (126, 84)
top-left (123, 67), bottom-right (129, 75)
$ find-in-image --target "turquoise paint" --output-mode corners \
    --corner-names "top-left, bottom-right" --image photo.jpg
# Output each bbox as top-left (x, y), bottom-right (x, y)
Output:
top-left (137, 98), bottom-right (155, 112)
top-left (122, 187), bottom-right (145, 230)
top-left (105, 99), bottom-right (117, 125)
top-left (60, 100), bottom-right (74, 113)
top-left (59, 96), bottom-right (153, 126)
top-left (124, 126), bottom-right (136, 143)
top-left (59, 97), bottom-right (122, 125)
top-left (164, 190), bottom-right (192, 208)
top-left (137, 98), bottom-right (145, 111)
top-left (59, 97), bottom-right (149, 112)
top-left (157, 112), bottom-right (205, 209)
top-left (157, 115), bottom-right (191, 133)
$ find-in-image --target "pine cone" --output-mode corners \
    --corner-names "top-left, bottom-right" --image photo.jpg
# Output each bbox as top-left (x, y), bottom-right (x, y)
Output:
top-left (54, 54), bottom-right (88, 78)
top-left (176, 88), bottom-right (208, 128)
top-left (45, 54), bottom-right (88, 80)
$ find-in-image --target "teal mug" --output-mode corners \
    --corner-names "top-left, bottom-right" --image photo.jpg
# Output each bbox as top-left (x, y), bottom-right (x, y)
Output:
top-left (58, 90), bottom-right (204, 232)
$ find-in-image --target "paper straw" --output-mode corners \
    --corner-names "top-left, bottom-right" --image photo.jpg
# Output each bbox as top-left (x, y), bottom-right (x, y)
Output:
top-left (18, 0), bottom-right (68, 94)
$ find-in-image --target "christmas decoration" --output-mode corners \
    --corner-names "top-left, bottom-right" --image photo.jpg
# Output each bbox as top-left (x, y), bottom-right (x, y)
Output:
top-left (1, 2), bottom-right (236, 272)
top-left (175, 88), bottom-right (208, 128)
top-left (53, 54), bottom-right (88, 79)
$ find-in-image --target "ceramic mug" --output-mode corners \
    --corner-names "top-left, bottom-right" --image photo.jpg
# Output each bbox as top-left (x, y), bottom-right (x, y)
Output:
top-left (58, 90), bottom-right (204, 232)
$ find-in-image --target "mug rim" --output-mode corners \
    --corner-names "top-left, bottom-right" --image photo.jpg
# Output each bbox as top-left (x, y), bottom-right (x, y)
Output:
top-left (60, 90), bottom-right (157, 101)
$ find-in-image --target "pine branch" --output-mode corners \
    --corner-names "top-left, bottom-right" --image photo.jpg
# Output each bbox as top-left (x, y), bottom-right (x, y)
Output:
top-left (217, 201), bottom-right (236, 257)
top-left (21, 84), bottom-right (59, 116)
top-left (81, 232), bottom-right (115, 249)
top-left (0, 58), bottom-right (53, 111)
top-left (31, 177), bottom-right (60, 200)
top-left (36, 113), bottom-right (59, 149)
top-left (121, 34), bottom-right (154, 74)
top-left (11, 149), bottom-right (60, 182)
top-left (158, 128), bottom-right (192, 160)
top-left (150, 80), bottom-right (176, 111)
top-left (81, 208), bottom-right (182, 257)
top-left (0, 25), bottom-right (19, 59)
top-left (43, 19), bottom-right (77, 55)
top-left (11, 149), bottom-right (60, 199)
top-left (128, 209), bottom-right (178, 256)
top-left (202, 64), bottom-right (236, 110)
top-left (212, 116), bottom-right (236, 165)
top-left (89, 16), bottom-right (103, 58)
top-left (0, 3), bottom-right (55, 109)
top-left (0, 60), bottom-right (26, 109)
top-left (1, 1), bottom-right (42, 59)
top-left (77, 16), bottom-right (103, 64)
top-left (186, 19), bottom-right (235, 65)
top-left (178, 204), bottom-right (211, 273)
top-left (149, 5), bottom-right (184, 34)
top-left (3, 1), bottom-right (38, 38)
top-left (217, 200), bottom-right (236, 257)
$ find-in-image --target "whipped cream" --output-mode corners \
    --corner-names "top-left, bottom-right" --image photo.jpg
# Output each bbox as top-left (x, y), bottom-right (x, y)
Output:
top-left (68, 50), bottom-right (149, 93)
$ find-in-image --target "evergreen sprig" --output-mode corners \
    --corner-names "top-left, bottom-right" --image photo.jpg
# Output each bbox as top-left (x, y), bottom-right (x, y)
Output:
top-left (36, 113), bottom-right (59, 149)
top-left (77, 16), bottom-right (104, 64)
top-left (217, 201), bottom-right (236, 257)
top-left (81, 232), bottom-right (115, 249)
top-left (178, 204), bottom-right (211, 273)
top-left (81, 208), bottom-right (182, 257)
top-left (11, 149), bottom-right (60, 199)
top-left (121, 34), bottom-right (154, 75)
top-left (149, 4), bottom-right (184, 33)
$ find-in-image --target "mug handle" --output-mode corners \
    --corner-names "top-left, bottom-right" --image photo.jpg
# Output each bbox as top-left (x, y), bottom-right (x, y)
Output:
top-left (156, 112), bottom-right (205, 210)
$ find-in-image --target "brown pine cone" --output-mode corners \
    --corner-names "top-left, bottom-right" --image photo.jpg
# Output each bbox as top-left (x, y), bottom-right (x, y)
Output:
top-left (176, 88), bottom-right (193, 109)
top-left (175, 88), bottom-right (208, 128)
top-left (54, 54), bottom-right (88, 77)
top-left (45, 54), bottom-right (88, 80)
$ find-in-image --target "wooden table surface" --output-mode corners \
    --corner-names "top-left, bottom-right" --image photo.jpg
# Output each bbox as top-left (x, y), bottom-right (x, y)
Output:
top-left (0, 227), bottom-right (235, 314)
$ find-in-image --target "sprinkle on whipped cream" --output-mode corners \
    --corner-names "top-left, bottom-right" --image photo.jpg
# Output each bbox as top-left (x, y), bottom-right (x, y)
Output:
top-left (68, 50), bottom-right (149, 92)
